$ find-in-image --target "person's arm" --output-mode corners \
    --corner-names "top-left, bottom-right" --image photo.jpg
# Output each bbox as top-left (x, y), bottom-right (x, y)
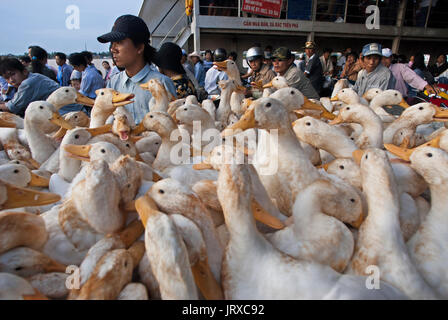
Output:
top-left (79, 73), bottom-right (93, 97)
top-left (400, 64), bottom-right (429, 92)
top-left (4, 81), bottom-right (34, 115)
top-left (0, 101), bottom-right (9, 111)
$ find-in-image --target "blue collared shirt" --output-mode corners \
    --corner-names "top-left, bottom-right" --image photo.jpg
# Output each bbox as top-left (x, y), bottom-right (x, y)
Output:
top-left (0, 76), bottom-right (16, 101)
top-left (107, 63), bottom-right (177, 124)
top-left (6, 73), bottom-right (59, 116)
top-left (80, 64), bottom-right (104, 99)
top-left (57, 63), bottom-right (74, 87)
top-left (194, 62), bottom-right (206, 87)
top-left (204, 66), bottom-right (228, 95)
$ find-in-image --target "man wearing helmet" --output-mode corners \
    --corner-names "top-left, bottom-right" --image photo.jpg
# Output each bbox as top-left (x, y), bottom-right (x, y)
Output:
top-left (247, 47), bottom-right (276, 87)
top-left (204, 48), bottom-right (229, 97)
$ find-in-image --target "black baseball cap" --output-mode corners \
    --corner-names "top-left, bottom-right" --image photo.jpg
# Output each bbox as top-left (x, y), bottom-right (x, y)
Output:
top-left (97, 15), bottom-right (150, 43)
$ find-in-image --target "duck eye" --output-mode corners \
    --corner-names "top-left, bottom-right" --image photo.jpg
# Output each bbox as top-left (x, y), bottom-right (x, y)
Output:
top-left (74, 134), bottom-right (79, 139)
top-left (75, 116), bottom-right (78, 119)
top-left (39, 106), bottom-right (44, 109)
top-left (159, 189), bottom-right (164, 194)
top-left (350, 198), bottom-right (355, 203)
top-left (365, 154), bottom-right (368, 160)
top-left (184, 108), bottom-right (187, 111)
top-left (65, 89), bottom-right (69, 93)
top-left (339, 165), bottom-right (344, 170)
top-left (155, 142), bottom-right (159, 145)
top-left (290, 91), bottom-right (294, 94)
top-left (350, 137), bottom-right (354, 140)
top-left (419, 107), bottom-right (423, 110)
top-left (306, 122), bottom-right (311, 126)
top-left (126, 144), bottom-right (130, 148)
top-left (13, 169), bottom-right (19, 173)
top-left (346, 107), bottom-right (350, 110)
top-left (266, 102), bottom-right (271, 108)
top-left (15, 161), bottom-right (19, 164)
top-left (101, 92), bottom-right (105, 96)
top-left (15, 266), bottom-right (23, 271)
top-left (101, 149), bottom-right (106, 153)
top-left (149, 115), bottom-right (153, 118)
top-left (427, 153), bottom-right (433, 158)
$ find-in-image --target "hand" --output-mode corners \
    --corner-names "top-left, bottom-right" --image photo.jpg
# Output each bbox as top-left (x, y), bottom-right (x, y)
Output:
top-left (0, 103), bottom-right (10, 112)
top-left (425, 84), bottom-right (440, 95)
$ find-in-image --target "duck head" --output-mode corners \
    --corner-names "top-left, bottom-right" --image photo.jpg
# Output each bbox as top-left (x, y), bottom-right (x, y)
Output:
top-left (262, 76), bottom-right (289, 89)
top-left (93, 88), bottom-right (135, 113)
top-left (214, 60), bottom-right (242, 82)
top-left (0, 247), bottom-right (66, 278)
top-left (132, 111), bottom-right (177, 137)
top-left (47, 87), bottom-right (95, 109)
top-left (222, 97), bottom-right (289, 135)
top-left (64, 141), bottom-right (121, 164)
top-left (0, 163), bottom-right (49, 188)
top-left (0, 179), bottom-right (60, 210)
top-left (140, 78), bottom-right (174, 101)
top-left (362, 88), bottom-right (383, 102)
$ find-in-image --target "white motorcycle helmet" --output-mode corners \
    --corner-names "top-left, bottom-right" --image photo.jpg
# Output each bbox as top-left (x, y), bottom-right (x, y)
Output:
top-left (246, 47), bottom-right (264, 65)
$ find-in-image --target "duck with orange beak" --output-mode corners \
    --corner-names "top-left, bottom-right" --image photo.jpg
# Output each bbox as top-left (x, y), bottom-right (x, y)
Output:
top-left (89, 88), bottom-right (134, 128)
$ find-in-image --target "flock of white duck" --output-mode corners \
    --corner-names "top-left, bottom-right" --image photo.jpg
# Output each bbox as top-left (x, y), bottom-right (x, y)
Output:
top-left (1, 59), bottom-right (448, 300)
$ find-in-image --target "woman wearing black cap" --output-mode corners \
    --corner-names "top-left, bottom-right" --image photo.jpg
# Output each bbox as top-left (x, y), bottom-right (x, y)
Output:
top-left (155, 43), bottom-right (197, 99)
top-left (97, 14), bottom-right (177, 124)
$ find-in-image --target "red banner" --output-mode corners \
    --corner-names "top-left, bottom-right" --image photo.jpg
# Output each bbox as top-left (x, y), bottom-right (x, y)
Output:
top-left (242, 0), bottom-right (283, 19)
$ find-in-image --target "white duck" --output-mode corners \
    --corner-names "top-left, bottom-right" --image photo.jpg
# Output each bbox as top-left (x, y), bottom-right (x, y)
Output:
top-left (347, 148), bottom-right (437, 299)
top-left (267, 178), bottom-right (363, 272)
top-left (223, 97), bottom-right (320, 216)
top-left (217, 163), bottom-right (407, 299)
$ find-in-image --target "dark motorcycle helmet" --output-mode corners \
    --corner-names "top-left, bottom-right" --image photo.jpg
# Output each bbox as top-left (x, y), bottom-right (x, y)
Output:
top-left (213, 48), bottom-right (227, 62)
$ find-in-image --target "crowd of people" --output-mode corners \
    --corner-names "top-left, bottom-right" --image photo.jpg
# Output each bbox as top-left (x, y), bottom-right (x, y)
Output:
top-left (0, 13), bottom-right (447, 124)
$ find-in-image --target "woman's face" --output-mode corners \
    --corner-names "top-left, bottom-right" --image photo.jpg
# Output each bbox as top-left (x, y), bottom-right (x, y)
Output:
top-left (110, 38), bottom-right (144, 68)
top-left (2, 69), bottom-right (28, 88)
top-left (437, 54), bottom-right (446, 64)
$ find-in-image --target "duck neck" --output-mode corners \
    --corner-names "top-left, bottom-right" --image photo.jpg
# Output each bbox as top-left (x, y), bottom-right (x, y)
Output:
top-left (217, 87), bottom-right (233, 123)
top-left (151, 92), bottom-right (170, 113)
top-left (153, 135), bottom-right (180, 172)
top-left (363, 170), bottom-right (401, 231)
top-left (357, 116), bottom-right (383, 148)
top-left (383, 118), bottom-right (416, 144)
top-left (224, 200), bottom-right (262, 247)
top-left (292, 184), bottom-right (323, 233)
top-left (90, 106), bottom-right (113, 128)
top-left (59, 149), bottom-right (81, 182)
top-left (427, 183), bottom-right (448, 222)
top-left (24, 119), bottom-right (56, 164)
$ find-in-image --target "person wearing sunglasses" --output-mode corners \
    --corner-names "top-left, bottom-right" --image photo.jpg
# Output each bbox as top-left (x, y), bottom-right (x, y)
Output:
top-left (272, 47), bottom-right (319, 100)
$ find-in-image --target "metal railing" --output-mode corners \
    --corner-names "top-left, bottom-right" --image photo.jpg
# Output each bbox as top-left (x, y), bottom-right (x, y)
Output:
top-left (196, 0), bottom-right (448, 29)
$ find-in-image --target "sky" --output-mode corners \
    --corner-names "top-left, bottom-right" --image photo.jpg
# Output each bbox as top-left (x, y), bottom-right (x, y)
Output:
top-left (0, 0), bottom-right (143, 55)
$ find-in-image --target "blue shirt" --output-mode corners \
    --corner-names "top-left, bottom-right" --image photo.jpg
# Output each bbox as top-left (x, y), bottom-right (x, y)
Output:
top-left (194, 62), bottom-right (206, 87)
top-left (204, 67), bottom-right (228, 96)
top-left (107, 63), bottom-right (177, 124)
top-left (57, 63), bottom-right (74, 87)
top-left (6, 73), bottom-right (59, 116)
top-left (80, 64), bottom-right (104, 99)
top-left (0, 76), bottom-right (16, 101)
top-left (203, 60), bottom-right (213, 73)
